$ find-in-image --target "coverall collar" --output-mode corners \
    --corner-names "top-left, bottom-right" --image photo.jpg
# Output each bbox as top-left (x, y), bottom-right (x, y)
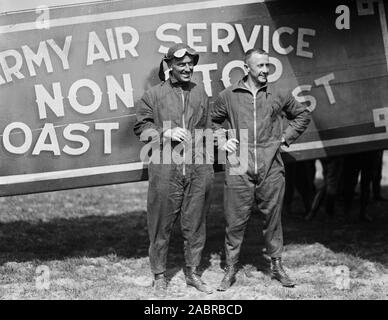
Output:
top-left (232, 76), bottom-right (271, 96)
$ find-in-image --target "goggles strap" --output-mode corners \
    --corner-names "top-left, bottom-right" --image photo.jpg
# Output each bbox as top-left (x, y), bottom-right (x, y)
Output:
top-left (158, 59), bottom-right (166, 81)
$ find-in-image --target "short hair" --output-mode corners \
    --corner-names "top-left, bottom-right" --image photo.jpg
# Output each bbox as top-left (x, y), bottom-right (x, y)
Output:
top-left (244, 48), bottom-right (268, 64)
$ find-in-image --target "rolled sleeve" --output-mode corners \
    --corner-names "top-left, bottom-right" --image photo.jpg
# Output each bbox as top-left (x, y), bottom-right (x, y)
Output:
top-left (211, 95), bottom-right (228, 147)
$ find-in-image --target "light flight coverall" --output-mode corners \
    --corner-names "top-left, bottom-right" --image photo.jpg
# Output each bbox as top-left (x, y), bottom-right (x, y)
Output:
top-left (211, 77), bottom-right (311, 265)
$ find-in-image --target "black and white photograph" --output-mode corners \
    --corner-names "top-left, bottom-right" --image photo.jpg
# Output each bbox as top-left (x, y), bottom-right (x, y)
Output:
top-left (0, 0), bottom-right (387, 303)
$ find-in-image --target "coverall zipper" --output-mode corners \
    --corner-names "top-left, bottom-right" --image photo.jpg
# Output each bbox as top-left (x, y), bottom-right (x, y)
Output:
top-left (253, 94), bottom-right (257, 175)
top-left (180, 89), bottom-right (186, 176)
top-left (234, 85), bottom-right (261, 175)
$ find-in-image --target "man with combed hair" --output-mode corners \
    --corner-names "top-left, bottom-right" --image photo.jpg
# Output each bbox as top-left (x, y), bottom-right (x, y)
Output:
top-left (134, 43), bottom-right (214, 294)
top-left (212, 48), bottom-right (311, 290)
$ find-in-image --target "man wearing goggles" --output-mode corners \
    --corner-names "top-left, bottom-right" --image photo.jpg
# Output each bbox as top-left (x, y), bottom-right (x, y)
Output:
top-left (134, 43), bottom-right (214, 295)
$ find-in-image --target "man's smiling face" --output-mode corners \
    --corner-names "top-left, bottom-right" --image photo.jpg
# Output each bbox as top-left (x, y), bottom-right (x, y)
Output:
top-left (245, 52), bottom-right (269, 85)
top-left (170, 55), bottom-right (194, 83)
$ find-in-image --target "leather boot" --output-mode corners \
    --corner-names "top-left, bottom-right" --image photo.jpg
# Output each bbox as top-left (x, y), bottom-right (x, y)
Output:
top-left (217, 264), bottom-right (237, 291)
top-left (185, 267), bottom-right (213, 294)
top-left (270, 258), bottom-right (295, 287)
top-left (152, 273), bottom-right (167, 295)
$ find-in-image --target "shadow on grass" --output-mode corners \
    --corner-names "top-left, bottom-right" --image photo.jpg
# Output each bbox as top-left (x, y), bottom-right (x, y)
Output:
top-left (0, 174), bottom-right (387, 272)
top-left (203, 174), bottom-right (388, 271)
top-left (0, 211), bottom-right (151, 264)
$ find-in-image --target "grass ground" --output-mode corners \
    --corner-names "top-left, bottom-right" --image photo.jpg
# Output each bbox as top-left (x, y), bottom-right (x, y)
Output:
top-left (0, 155), bottom-right (388, 300)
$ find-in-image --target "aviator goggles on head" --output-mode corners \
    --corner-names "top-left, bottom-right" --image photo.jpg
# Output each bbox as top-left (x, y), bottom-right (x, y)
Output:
top-left (158, 44), bottom-right (199, 81)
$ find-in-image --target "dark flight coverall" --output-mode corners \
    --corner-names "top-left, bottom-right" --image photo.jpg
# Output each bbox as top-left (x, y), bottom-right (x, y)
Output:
top-left (211, 78), bottom-right (311, 266)
top-left (134, 77), bottom-right (214, 275)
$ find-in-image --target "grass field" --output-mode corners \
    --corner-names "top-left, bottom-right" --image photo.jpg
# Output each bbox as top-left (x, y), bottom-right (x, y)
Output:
top-left (1, 156), bottom-right (388, 300)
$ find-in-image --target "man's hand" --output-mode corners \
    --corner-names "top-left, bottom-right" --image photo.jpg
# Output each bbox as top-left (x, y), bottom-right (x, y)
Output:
top-left (220, 138), bottom-right (239, 153)
top-left (163, 127), bottom-right (189, 142)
